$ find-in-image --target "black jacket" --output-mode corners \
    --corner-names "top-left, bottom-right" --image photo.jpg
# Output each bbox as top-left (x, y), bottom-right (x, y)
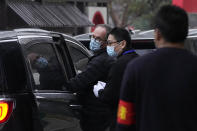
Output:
top-left (68, 48), bottom-right (115, 93)
top-left (98, 50), bottom-right (138, 109)
top-left (98, 50), bottom-right (138, 131)
top-left (67, 49), bottom-right (115, 131)
top-left (117, 48), bottom-right (197, 131)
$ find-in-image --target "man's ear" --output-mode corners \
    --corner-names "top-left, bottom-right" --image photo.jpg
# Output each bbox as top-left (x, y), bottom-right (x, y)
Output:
top-left (154, 28), bottom-right (162, 41)
top-left (120, 40), bottom-right (127, 49)
top-left (101, 42), bottom-right (107, 48)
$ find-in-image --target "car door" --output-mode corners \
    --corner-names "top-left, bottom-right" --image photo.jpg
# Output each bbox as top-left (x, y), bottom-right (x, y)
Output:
top-left (19, 35), bottom-right (82, 131)
top-left (65, 39), bottom-right (92, 74)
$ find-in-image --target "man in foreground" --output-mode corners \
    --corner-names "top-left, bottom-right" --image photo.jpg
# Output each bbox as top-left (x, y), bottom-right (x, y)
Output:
top-left (116, 5), bottom-right (197, 131)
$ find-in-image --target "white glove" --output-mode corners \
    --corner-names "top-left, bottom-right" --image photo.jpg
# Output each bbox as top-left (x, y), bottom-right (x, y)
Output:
top-left (93, 81), bottom-right (106, 97)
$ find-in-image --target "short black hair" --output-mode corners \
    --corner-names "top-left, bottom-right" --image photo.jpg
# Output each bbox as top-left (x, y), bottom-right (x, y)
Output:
top-left (108, 27), bottom-right (132, 49)
top-left (154, 5), bottom-right (188, 43)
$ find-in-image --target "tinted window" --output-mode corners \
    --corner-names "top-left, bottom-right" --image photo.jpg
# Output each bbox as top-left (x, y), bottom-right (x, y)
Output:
top-left (25, 43), bottom-right (65, 90)
top-left (67, 42), bottom-right (89, 73)
top-left (0, 41), bottom-right (27, 92)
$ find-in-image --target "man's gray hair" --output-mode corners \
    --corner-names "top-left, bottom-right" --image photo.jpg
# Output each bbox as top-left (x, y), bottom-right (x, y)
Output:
top-left (95, 24), bottom-right (112, 40)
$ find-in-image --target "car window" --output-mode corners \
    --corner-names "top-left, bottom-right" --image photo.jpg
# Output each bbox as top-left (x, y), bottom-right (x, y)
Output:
top-left (67, 42), bottom-right (89, 74)
top-left (25, 43), bottom-right (65, 90)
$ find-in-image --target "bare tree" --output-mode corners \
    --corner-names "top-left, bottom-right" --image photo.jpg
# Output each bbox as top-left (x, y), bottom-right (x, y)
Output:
top-left (109, 0), bottom-right (131, 27)
top-left (108, 0), bottom-right (172, 29)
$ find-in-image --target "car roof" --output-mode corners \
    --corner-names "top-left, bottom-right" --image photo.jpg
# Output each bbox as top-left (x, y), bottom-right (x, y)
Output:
top-left (0, 31), bottom-right (17, 40)
top-left (0, 28), bottom-right (51, 40)
top-left (132, 29), bottom-right (197, 40)
top-left (132, 30), bottom-right (154, 40)
top-left (188, 29), bottom-right (197, 36)
top-left (0, 28), bottom-right (85, 45)
top-left (14, 28), bottom-right (91, 55)
top-left (0, 28), bottom-right (91, 57)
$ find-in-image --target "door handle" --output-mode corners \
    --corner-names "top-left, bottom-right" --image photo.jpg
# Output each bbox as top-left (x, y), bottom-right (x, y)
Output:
top-left (69, 104), bottom-right (82, 110)
top-left (35, 95), bottom-right (45, 99)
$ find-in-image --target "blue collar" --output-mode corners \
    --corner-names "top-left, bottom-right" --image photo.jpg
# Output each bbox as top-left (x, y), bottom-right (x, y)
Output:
top-left (122, 50), bottom-right (135, 55)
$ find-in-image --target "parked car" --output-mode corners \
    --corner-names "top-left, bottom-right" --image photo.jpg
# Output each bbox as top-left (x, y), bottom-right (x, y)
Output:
top-left (131, 29), bottom-right (197, 56)
top-left (0, 28), bottom-right (92, 131)
top-left (0, 28), bottom-right (196, 131)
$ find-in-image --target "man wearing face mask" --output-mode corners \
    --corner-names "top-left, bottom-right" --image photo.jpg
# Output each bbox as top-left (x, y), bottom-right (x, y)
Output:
top-left (117, 5), bottom-right (197, 131)
top-left (28, 53), bottom-right (48, 69)
top-left (28, 53), bottom-right (65, 90)
top-left (66, 24), bottom-right (115, 131)
top-left (93, 27), bottom-right (139, 131)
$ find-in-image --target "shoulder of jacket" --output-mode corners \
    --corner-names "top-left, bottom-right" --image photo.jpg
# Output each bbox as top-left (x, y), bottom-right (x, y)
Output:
top-left (118, 53), bottom-right (138, 62)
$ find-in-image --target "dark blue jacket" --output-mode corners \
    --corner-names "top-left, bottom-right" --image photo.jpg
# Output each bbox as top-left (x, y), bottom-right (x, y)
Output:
top-left (117, 48), bottom-right (197, 131)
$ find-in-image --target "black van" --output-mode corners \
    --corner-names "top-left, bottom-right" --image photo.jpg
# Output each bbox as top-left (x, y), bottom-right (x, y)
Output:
top-left (0, 29), bottom-right (92, 131)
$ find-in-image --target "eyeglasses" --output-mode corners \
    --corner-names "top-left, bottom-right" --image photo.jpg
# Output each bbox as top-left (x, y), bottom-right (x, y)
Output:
top-left (89, 34), bottom-right (106, 43)
top-left (106, 40), bottom-right (122, 45)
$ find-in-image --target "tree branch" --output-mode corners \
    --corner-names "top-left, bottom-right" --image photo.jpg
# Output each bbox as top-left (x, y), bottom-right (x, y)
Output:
top-left (121, 2), bottom-right (129, 27)
top-left (108, 0), bottom-right (122, 27)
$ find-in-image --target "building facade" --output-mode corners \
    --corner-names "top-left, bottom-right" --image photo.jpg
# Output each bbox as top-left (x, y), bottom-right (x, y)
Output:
top-left (0, 0), bottom-right (109, 35)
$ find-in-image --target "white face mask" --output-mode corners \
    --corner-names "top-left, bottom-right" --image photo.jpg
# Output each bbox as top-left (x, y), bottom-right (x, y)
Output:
top-left (106, 46), bottom-right (118, 57)
top-left (89, 38), bottom-right (101, 51)
top-left (34, 57), bottom-right (48, 69)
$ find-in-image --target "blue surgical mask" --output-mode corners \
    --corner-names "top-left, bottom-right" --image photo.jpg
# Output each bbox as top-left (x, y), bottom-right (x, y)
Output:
top-left (107, 46), bottom-right (118, 57)
top-left (89, 38), bottom-right (101, 51)
top-left (35, 57), bottom-right (48, 69)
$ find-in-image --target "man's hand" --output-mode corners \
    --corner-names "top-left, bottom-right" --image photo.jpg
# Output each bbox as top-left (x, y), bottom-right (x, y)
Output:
top-left (93, 81), bottom-right (106, 97)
